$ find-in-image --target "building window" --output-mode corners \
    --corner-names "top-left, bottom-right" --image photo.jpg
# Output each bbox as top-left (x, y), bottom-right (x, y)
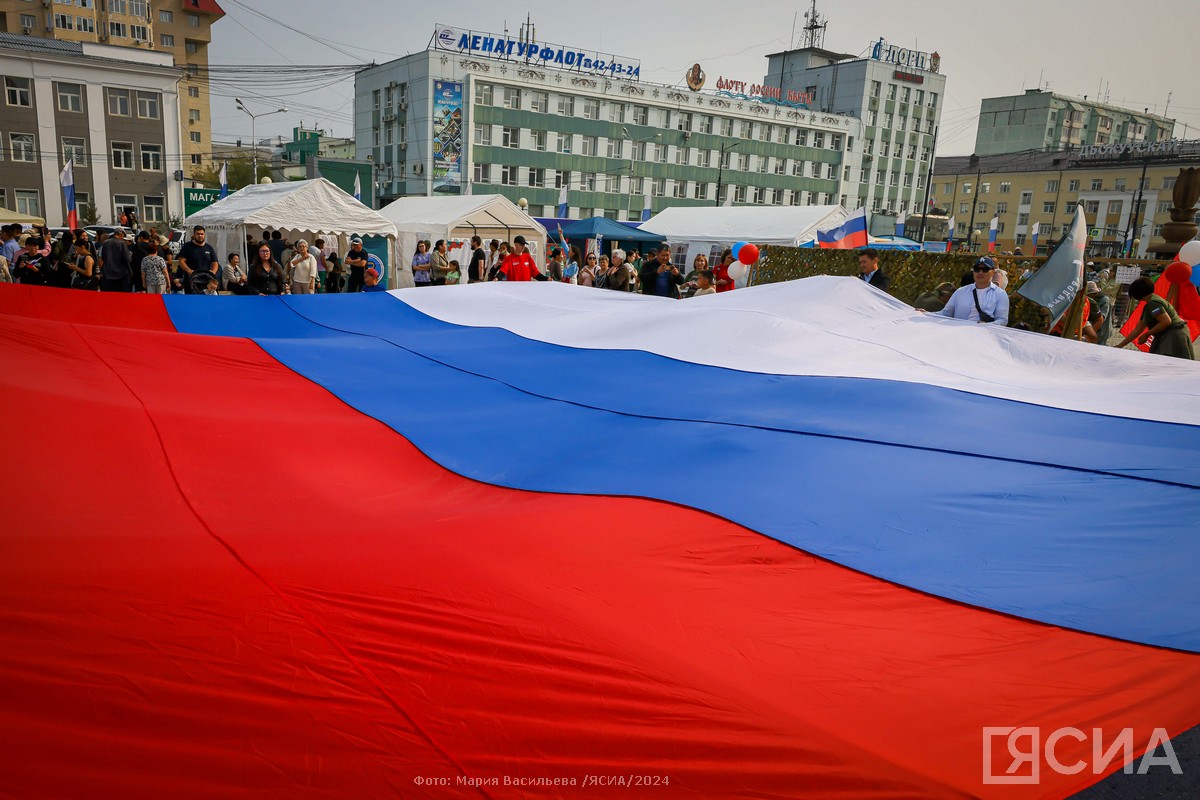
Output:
top-left (929, 92), bottom-right (938, 108)
top-left (1090, 178), bottom-right (1104, 191)
top-left (959, 202), bottom-right (969, 213)
top-left (673, 181), bottom-right (687, 199)
top-left (138, 92), bottom-right (160, 119)
top-left (131, 25), bottom-right (148, 41)
top-left (581, 135), bottom-right (597, 156)
top-left (474, 83), bottom-right (492, 106)
top-left (887, 84), bottom-right (897, 100)
top-left (656, 143), bottom-right (668, 163)
top-left (187, 13), bottom-right (199, 27)
top-left (583, 99), bottom-right (600, 119)
top-left (189, 131), bottom-right (201, 144)
top-left (1163, 176), bottom-right (1177, 190)
top-left (529, 168), bottom-right (545, 188)
top-left (557, 133), bottom-right (571, 154)
top-left (605, 138), bottom-right (621, 159)
top-left (185, 40), bottom-right (198, 54)
top-left (1084, 200), bottom-right (1099, 214)
top-left (980, 182), bottom-right (990, 194)
top-left (556, 170), bottom-right (573, 190)
top-left (774, 158), bottom-right (786, 176)
top-left (870, 81), bottom-right (881, 98)
top-left (1067, 179), bottom-right (1080, 192)
top-left (77, 16), bottom-right (95, 32)
top-left (190, 154), bottom-right (202, 165)
top-left (501, 127), bottom-right (520, 148)
top-left (792, 160), bottom-right (804, 177)
top-left (997, 202), bottom-right (1008, 214)
top-left (62, 137), bottom-right (87, 167)
top-left (677, 146), bottom-right (691, 166)
top-left (944, 182), bottom-right (953, 194)
top-left (1042, 201), bottom-right (1056, 214)
top-left (473, 125), bottom-right (491, 146)
top-left (140, 144), bottom-right (162, 171)
top-left (55, 13), bottom-right (74, 30)
top-left (557, 94), bottom-right (574, 116)
top-left (5, 77), bottom-right (31, 108)
top-left (107, 88), bottom-right (131, 116)
top-left (500, 165), bottom-right (518, 186)
top-left (718, 117), bottom-right (732, 137)
top-left (15, 190), bottom-right (40, 217)
top-left (160, 33), bottom-right (175, 47)
top-left (10, 133), bottom-right (36, 163)
top-left (159, 9), bottom-right (173, 22)
top-left (1046, 179), bottom-right (1059, 192)
top-left (1020, 190), bottom-right (1033, 205)
top-left (143, 196), bottom-right (164, 223)
top-left (473, 163), bottom-right (491, 183)
top-left (503, 87), bottom-right (521, 109)
top-left (57, 83), bottom-right (83, 113)
top-left (111, 142), bottom-right (134, 169)
top-left (530, 91), bottom-right (548, 113)
top-left (999, 181), bottom-right (1011, 194)
top-left (901, 86), bottom-right (911, 103)
top-left (609, 102), bottom-right (626, 123)
top-left (624, 105), bottom-right (645, 126)
top-left (109, 22), bottom-right (127, 38)
top-left (583, 174), bottom-right (596, 191)
top-left (188, 86), bottom-right (199, 98)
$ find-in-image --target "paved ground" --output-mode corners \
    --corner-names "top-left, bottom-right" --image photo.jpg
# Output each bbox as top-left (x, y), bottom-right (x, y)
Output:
top-left (1074, 725), bottom-right (1198, 799)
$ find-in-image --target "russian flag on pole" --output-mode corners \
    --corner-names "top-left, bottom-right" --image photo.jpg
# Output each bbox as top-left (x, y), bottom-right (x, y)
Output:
top-left (641, 193), bottom-right (652, 223)
top-left (557, 185), bottom-right (569, 218)
top-left (219, 162), bottom-right (228, 199)
top-left (817, 208), bottom-right (869, 249)
top-left (353, 172), bottom-right (362, 202)
top-left (1031, 222), bottom-right (1040, 254)
top-left (59, 160), bottom-right (78, 230)
top-left (987, 216), bottom-right (999, 253)
top-left (895, 210), bottom-right (906, 237)
top-left (1124, 225), bottom-right (1134, 257)
top-left (945, 215), bottom-right (957, 253)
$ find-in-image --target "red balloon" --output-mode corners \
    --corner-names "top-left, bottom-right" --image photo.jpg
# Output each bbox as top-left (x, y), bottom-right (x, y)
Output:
top-left (1164, 261), bottom-right (1193, 285)
top-left (737, 243), bottom-right (759, 265)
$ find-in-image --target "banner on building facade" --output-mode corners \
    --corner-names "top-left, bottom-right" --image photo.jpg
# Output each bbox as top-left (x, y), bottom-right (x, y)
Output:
top-left (434, 25), bottom-right (641, 80)
top-left (432, 80), bottom-right (463, 195)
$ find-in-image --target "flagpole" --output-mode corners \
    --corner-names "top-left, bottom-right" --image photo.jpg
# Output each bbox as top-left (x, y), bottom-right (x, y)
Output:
top-left (917, 124), bottom-right (938, 243)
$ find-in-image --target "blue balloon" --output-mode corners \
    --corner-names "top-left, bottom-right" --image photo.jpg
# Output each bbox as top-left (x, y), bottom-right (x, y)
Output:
top-left (732, 241), bottom-right (747, 259)
top-left (1192, 267), bottom-right (1200, 289)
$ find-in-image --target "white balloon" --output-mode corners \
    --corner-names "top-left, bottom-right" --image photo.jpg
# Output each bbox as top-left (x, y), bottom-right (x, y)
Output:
top-left (1179, 239), bottom-right (1200, 267)
top-left (727, 262), bottom-right (748, 281)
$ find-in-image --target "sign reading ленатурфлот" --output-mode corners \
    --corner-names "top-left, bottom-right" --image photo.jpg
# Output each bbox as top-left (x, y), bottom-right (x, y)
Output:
top-left (434, 25), bottom-right (641, 80)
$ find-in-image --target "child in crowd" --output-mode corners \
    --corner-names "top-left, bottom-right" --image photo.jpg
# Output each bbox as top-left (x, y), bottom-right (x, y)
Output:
top-left (691, 270), bottom-right (716, 297)
top-left (362, 267), bottom-right (387, 292)
top-left (445, 259), bottom-right (461, 284)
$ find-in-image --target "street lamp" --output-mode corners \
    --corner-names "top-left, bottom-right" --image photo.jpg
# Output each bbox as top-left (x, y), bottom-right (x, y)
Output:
top-left (715, 141), bottom-right (739, 208)
top-left (972, 229), bottom-right (982, 252)
top-left (235, 98), bottom-right (287, 186)
top-left (620, 127), bottom-right (660, 220)
top-left (517, 197), bottom-right (529, 214)
top-left (1132, 238), bottom-right (1141, 260)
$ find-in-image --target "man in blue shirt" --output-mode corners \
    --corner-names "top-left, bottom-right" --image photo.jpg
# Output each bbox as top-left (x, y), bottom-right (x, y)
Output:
top-left (639, 244), bottom-right (684, 299)
top-left (362, 267), bottom-right (387, 292)
top-left (922, 257), bottom-right (1009, 326)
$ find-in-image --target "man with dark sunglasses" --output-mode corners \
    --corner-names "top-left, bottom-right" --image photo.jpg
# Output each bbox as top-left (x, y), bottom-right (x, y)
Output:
top-left (920, 256), bottom-right (1009, 325)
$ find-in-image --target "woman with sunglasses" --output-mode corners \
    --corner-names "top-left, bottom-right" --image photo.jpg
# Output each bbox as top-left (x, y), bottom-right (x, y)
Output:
top-left (579, 251), bottom-right (598, 287)
top-left (248, 241), bottom-right (284, 296)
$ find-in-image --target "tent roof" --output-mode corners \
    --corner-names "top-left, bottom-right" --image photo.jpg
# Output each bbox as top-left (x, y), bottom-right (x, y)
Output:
top-left (0, 207), bottom-right (46, 226)
top-left (184, 178), bottom-right (396, 238)
top-left (378, 194), bottom-right (546, 238)
top-left (642, 205), bottom-right (848, 246)
top-left (534, 216), bottom-right (665, 243)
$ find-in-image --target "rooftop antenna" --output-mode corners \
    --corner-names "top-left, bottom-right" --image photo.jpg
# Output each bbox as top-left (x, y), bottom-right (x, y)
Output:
top-left (801, 0), bottom-right (826, 50)
top-left (789, 12), bottom-right (798, 49)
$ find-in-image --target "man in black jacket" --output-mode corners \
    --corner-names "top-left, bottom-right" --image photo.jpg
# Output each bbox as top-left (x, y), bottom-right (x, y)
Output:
top-left (857, 248), bottom-right (891, 291)
top-left (640, 245), bottom-right (685, 298)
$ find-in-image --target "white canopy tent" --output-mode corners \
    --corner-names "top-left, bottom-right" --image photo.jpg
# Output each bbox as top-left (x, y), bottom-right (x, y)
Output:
top-left (183, 178), bottom-right (399, 285)
top-left (377, 195), bottom-right (547, 287)
top-left (640, 205), bottom-right (850, 288)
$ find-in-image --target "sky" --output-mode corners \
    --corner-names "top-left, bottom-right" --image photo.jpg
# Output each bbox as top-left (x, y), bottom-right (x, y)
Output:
top-left (208, 0), bottom-right (1200, 156)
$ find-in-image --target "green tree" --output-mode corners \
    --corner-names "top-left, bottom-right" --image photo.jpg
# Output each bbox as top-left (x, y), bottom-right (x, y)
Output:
top-left (80, 201), bottom-right (99, 226)
top-left (191, 158), bottom-right (269, 191)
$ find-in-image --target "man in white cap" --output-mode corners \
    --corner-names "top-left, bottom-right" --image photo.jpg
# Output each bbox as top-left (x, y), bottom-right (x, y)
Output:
top-left (344, 236), bottom-right (369, 293)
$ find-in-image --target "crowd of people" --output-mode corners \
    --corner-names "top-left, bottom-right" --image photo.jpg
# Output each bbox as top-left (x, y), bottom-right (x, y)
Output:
top-left (0, 224), bottom-right (386, 296)
top-left (432, 233), bottom-right (738, 300)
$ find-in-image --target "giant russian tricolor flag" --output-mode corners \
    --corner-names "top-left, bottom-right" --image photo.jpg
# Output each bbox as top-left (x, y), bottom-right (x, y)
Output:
top-left (1, 280), bottom-right (1199, 798)
top-left (817, 207), bottom-right (869, 249)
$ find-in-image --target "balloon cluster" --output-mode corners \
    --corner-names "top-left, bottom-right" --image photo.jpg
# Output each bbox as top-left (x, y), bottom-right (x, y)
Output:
top-left (729, 242), bottom-right (760, 282)
top-left (1173, 240), bottom-right (1200, 289)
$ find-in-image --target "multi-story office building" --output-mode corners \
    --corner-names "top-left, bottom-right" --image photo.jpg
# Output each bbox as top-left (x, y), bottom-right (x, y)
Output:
top-left (0, 32), bottom-right (183, 226)
top-left (0, 0), bottom-right (223, 171)
top-left (931, 141), bottom-right (1200, 257)
top-left (354, 25), bottom-right (904, 219)
top-left (974, 89), bottom-right (1175, 156)
top-left (765, 36), bottom-right (946, 217)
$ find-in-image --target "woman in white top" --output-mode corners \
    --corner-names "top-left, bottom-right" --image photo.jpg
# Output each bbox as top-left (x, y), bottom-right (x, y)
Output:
top-left (288, 240), bottom-right (319, 294)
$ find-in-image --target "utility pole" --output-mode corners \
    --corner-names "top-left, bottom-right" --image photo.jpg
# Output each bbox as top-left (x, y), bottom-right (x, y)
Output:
top-left (1128, 156), bottom-right (1150, 258)
top-left (715, 141), bottom-right (739, 207)
top-left (917, 123), bottom-right (939, 242)
top-left (966, 158), bottom-right (982, 249)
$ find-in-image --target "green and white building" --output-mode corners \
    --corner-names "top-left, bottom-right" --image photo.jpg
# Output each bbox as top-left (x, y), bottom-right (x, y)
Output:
top-left (355, 25), bottom-right (947, 220)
